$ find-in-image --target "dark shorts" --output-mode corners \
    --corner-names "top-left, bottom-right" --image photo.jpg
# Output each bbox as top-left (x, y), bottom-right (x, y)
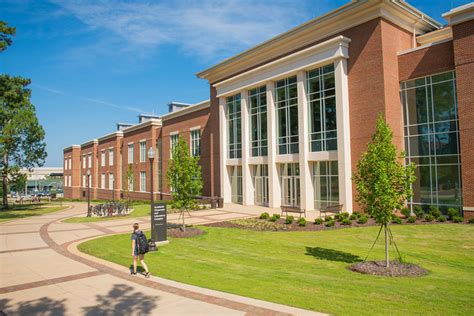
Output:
top-left (133, 248), bottom-right (139, 256)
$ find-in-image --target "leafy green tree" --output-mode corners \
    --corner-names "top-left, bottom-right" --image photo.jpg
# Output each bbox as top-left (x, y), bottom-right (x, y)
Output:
top-left (1, 75), bottom-right (47, 209)
top-left (124, 164), bottom-right (134, 203)
top-left (0, 21), bottom-right (16, 52)
top-left (166, 136), bottom-right (202, 231)
top-left (352, 115), bottom-right (416, 267)
top-left (9, 170), bottom-right (26, 196)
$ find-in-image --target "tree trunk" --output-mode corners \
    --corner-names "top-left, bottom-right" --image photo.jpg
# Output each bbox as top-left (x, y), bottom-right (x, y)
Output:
top-left (2, 153), bottom-right (9, 209)
top-left (385, 223), bottom-right (389, 268)
top-left (182, 208), bottom-right (186, 232)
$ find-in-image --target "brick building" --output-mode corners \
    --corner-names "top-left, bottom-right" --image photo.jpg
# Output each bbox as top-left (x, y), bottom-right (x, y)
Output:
top-left (64, 1), bottom-right (474, 219)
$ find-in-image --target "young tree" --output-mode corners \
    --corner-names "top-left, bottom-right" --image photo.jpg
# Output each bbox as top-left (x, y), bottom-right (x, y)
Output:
top-left (9, 170), bottom-right (27, 197)
top-left (1, 75), bottom-right (47, 209)
top-left (124, 164), bottom-right (134, 203)
top-left (166, 136), bottom-right (203, 232)
top-left (0, 21), bottom-right (16, 52)
top-left (352, 115), bottom-right (416, 268)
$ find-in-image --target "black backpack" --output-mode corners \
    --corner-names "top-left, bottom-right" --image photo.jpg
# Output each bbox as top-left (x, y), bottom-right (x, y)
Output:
top-left (134, 231), bottom-right (149, 254)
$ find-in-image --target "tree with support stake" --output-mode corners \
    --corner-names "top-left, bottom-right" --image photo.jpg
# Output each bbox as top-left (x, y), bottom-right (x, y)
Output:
top-left (352, 115), bottom-right (416, 268)
top-left (166, 136), bottom-right (202, 232)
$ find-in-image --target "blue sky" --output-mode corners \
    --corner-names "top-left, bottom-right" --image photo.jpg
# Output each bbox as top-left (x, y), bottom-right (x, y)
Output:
top-left (0, 0), bottom-right (469, 167)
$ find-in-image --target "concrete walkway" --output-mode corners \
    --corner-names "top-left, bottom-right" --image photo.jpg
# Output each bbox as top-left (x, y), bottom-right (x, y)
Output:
top-left (0, 203), bottom-right (324, 315)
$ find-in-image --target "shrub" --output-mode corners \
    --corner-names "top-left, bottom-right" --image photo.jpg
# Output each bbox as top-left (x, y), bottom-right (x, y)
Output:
top-left (334, 214), bottom-right (342, 222)
top-left (447, 208), bottom-right (459, 220)
top-left (259, 212), bottom-right (270, 220)
top-left (341, 218), bottom-right (351, 225)
top-left (469, 218), bottom-right (474, 224)
top-left (325, 219), bottom-right (335, 227)
top-left (341, 212), bottom-right (350, 219)
top-left (414, 206), bottom-right (424, 219)
top-left (324, 216), bottom-right (333, 222)
top-left (401, 208), bottom-right (411, 218)
top-left (452, 216), bottom-right (463, 223)
top-left (272, 214), bottom-right (281, 220)
top-left (352, 211), bottom-right (362, 218)
top-left (438, 215), bottom-right (447, 222)
top-left (391, 216), bottom-right (402, 224)
top-left (357, 215), bottom-right (368, 224)
top-left (349, 213), bottom-right (358, 221)
top-left (407, 216), bottom-right (416, 223)
top-left (285, 216), bottom-right (294, 224)
top-left (314, 218), bottom-right (323, 225)
top-left (297, 217), bottom-right (307, 227)
top-left (269, 214), bottom-right (279, 222)
top-left (424, 214), bottom-right (434, 222)
top-left (429, 206), bottom-right (441, 219)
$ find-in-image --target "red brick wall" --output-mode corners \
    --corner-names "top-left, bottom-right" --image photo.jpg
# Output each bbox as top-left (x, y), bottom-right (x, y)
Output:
top-left (121, 125), bottom-right (159, 201)
top-left (96, 135), bottom-right (123, 201)
top-left (161, 107), bottom-right (211, 197)
top-left (398, 40), bottom-right (455, 82)
top-left (452, 20), bottom-right (474, 220)
top-left (63, 147), bottom-right (81, 199)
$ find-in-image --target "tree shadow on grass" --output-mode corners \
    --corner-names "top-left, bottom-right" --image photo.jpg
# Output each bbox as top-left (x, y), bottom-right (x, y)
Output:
top-left (0, 297), bottom-right (66, 315)
top-left (305, 246), bottom-right (362, 263)
top-left (83, 283), bottom-right (158, 315)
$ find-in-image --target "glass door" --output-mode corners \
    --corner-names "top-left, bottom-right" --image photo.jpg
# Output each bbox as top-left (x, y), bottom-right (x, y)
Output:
top-left (253, 165), bottom-right (269, 206)
top-left (280, 163), bottom-right (300, 207)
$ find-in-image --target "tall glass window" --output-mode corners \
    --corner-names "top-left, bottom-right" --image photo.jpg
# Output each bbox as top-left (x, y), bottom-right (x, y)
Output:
top-left (275, 76), bottom-right (298, 154)
top-left (249, 86), bottom-right (268, 156)
top-left (139, 141), bottom-right (146, 162)
top-left (313, 161), bottom-right (339, 209)
top-left (307, 64), bottom-right (337, 152)
top-left (101, 173), bottom-right (105, 189)
top-left (190, 129), bottom-right (201, 157)
top-left (170, 134), bottom-right (179, 158)
top-left (156, 139), bottom-right (162, 193)
top-left (109, 149), bottom-right (114, 166)
top-left (401, 71), bottom-right (462, 211)
top-left (140, 171), bottom-right (146, 192)
top-left (108, 173), bottom-right (114, 190)
top-left (227, 94), bottom-right (242, 159)
top-left (230, 166), bottom-right (242, 204)
top-left (101, 151), bottom-right (105, 167)
top-left (128, 144), bottom-right (134, 163)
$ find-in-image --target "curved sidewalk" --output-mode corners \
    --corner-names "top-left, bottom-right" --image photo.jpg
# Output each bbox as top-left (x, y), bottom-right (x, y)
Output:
top-left (0, 203), bottom-right (324, 315)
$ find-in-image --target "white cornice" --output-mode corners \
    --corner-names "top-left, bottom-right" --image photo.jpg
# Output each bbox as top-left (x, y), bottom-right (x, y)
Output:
top-left (80, 139), bottom-right (98, 148)
top-left (122, 118), bottom-right (162, 135)
top-left (215, 36), bottom-right (350, 98)
top-left (98, 131), bottom-right (123, 143)
top-left (443, 2), bottom-right (474, 26)
top-left (197, 0), bottom-right (440, 84)
top-left (416, 27), bottom-right (453, 46)
top-left (63, 145), bottom-right (80, 152)
top-left (160, 100), bottom-right (210, 121)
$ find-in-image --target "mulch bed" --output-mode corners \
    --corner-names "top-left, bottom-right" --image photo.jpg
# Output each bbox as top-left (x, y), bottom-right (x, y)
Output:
top-left (205, 217), bottom-right (462, 232)
top-left (349, 260), bottom-right (428, 277)
top-left (167, 227), bottom-right (206, 238)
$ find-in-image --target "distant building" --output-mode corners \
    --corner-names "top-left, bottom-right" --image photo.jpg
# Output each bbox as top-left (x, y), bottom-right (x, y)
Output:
top-left (20, 167), bottom-right (63, 194)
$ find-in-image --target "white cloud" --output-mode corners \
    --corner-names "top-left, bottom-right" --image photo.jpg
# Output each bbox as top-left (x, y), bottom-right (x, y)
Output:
top-left (50, 0), bottom-right (314, 60)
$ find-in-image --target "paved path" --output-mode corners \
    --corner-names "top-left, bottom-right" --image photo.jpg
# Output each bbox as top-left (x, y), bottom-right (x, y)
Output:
top-left (0, 203), bottom-right (324, 315)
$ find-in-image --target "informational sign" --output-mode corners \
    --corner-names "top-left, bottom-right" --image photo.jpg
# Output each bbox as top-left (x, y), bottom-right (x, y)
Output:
top-left (151, 203), bottom-right (167, 242)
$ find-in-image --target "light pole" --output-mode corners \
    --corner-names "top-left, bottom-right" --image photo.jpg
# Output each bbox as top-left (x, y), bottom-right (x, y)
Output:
top-left (148, 147), bottom-right (155, 208)
top-left (86, 169), bottom-right (91, 216)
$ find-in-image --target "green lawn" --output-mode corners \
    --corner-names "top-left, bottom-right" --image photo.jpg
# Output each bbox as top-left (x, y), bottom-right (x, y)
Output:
top-left (63, 204), bottom-right (150, 223)
top-left (0, 204), bottom-right (68, 222)
top-left (78, 224), bottom-right (474, 315)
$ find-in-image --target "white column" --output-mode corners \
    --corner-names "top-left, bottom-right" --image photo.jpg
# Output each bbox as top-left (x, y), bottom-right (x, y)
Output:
top-left (335, 58), bottom-right (353, 212)
top-left (241, 90), bottom-right (254, 206)
top-left (297, 70), bottom-right (314, 211)
top-left (219, 97), bottom-right (231, 203)
top-left (266, 81), bottom-right (281, 208)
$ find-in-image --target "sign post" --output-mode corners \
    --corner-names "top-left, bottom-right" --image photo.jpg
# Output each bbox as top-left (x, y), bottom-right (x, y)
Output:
top-left (151, 202), bottom-right (168, 247)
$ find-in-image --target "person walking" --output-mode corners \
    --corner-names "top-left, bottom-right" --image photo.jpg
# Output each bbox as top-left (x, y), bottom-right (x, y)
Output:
top-left (131, 223), bottom-right (151, 278)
